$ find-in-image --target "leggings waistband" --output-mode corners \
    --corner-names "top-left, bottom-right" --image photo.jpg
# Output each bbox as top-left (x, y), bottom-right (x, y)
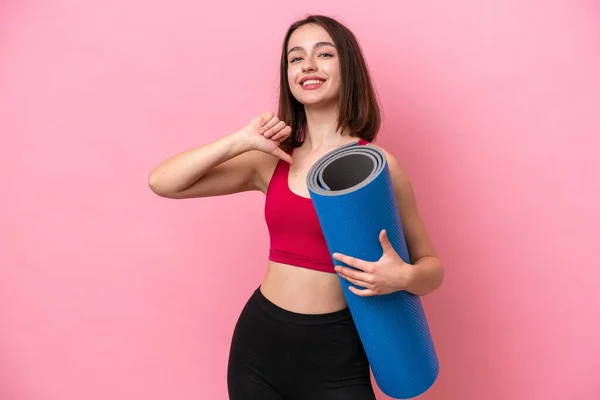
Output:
top-left (252, 286), bottom-right (352, 325)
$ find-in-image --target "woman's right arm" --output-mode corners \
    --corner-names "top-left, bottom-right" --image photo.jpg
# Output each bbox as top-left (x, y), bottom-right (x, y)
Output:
top-left (148, 112), bottom-right (292, 199)
top-left (148, 112), bottom-right (293, 199)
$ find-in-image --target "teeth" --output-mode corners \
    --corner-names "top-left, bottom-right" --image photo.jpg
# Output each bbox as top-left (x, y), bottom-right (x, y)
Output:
top-left (302, 79), bottom-right (324, 86)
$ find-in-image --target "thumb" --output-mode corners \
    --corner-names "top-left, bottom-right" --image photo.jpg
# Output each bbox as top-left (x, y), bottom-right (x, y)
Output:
top-left (379, 229), bottom-right (394, 254)
top-left (271, 147), bottom-right (294, 165)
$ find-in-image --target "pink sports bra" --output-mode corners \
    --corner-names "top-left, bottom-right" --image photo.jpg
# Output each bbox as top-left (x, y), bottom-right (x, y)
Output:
top-left (264, 138), bottom-right (369, 274)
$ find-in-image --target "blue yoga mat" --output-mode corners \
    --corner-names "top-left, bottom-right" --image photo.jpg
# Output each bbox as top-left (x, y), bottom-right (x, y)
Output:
top-left (306, 141), bottom-right (439, 399)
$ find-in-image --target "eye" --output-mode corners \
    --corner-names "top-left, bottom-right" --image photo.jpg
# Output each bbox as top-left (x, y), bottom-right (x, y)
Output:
top-left (319, 52), bottom-right (333, 58)
top-left (289, 57), bottom-right (302, 63)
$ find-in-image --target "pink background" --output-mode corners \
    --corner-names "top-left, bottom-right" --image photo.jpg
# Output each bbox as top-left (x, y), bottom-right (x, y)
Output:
top-left (1, 1), bottom-right (599, 399)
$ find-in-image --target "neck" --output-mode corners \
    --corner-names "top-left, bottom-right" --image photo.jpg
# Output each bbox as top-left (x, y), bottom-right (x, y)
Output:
top-left (302, 103), bottom-right (349, 150)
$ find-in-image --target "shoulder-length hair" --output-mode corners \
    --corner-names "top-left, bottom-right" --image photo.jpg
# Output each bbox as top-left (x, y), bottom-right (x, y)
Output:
top-left (277, 15), bottom-right (381, 148)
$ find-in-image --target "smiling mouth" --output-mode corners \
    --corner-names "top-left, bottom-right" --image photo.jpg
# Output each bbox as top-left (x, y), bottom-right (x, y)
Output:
top-left (301, 79), bottom-right (326, 89)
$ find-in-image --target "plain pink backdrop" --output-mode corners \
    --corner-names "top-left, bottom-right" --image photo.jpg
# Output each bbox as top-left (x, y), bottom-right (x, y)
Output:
top-left (1, 1), bottom-right (599, 399)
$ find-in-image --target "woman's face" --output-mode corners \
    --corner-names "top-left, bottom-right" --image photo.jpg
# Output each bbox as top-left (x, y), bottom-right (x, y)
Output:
top-left (286, 24), bottom-right (341, 108)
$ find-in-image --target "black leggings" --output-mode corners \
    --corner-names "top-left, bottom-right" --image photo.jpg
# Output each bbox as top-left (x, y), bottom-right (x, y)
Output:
top-left (227, 287), bottom-right (376, 400)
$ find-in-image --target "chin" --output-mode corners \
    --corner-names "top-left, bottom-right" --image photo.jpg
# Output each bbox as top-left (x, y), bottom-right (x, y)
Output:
top-left (294, 93), bottom-right (338, 108)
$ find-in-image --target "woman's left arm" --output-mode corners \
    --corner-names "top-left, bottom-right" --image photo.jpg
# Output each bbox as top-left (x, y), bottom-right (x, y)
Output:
top-left (388, 152), bottom-right (444, 296)
top-left (332, 148), bottom-right (444, 297)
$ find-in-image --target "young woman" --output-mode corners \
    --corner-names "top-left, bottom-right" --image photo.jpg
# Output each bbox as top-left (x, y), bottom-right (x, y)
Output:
top-left (148, 14), bottom-right (444, 400)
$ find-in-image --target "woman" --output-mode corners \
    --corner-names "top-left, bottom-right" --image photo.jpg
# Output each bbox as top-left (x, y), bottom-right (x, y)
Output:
top-left (148, 14), bottom-right (444, 400)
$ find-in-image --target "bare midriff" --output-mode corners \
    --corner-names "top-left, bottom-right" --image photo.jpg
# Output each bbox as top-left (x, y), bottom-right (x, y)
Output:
top-left (259, 260), bottom-right (348, 314)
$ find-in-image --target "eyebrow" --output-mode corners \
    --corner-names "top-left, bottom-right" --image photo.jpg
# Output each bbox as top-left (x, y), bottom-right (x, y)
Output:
top-left (287, 41), bottom-right (336, 56)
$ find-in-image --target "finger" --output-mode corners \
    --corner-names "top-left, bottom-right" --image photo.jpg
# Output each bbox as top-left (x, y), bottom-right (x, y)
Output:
top-left (338, 272), bottom-right (373, 289)
top-left (335, 265), bottom-right (373, 285)
top-left (263, 121), bottom-right (287, 138)
top-left (259, 116), bottom-right (280, 134)
top-left (379, 229), bottom-right (395, 254)
top-left (348, 286), bottom-right (377, 297)
top-left (271, 126), bottom-right (292, 142)
top-left (271, 147), bottom-right (294, 164)
top-left (267, 124), bottom-right (291, 140)
top-left (260, 111), bottom-right (274, 126)
top-left (332, 253), bottom-right (372, 272)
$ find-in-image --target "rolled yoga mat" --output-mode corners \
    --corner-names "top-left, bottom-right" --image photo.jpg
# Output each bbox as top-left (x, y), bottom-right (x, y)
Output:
top-left (306, 141), bottom-right (439, 399)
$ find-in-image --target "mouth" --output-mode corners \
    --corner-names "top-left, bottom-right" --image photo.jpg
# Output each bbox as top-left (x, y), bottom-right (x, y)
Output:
top-left (299, 76), bottom-right (326, 90)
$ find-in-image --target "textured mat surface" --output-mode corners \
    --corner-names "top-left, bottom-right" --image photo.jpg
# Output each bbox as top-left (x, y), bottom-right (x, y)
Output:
top-left (307, 142), bottom-right (439, 399)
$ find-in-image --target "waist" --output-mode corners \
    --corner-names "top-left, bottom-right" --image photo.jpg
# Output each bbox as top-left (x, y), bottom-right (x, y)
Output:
top-left (261, 260), bottom-right (347, 314)
top-left (268, 248), bottom-right (335, 273)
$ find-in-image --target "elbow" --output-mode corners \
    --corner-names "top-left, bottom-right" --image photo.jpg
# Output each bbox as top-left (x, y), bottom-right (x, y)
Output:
top-left (424, 263), bottom-right (444, 295)
top-left (429, 265), bottom-right (445, 295)
top-left (408, 259), bottom-right (445, 297)
top-left (147, 171), bottom-right (173, 198)
top-left (431, 265), bottom-right (445, 293)
top-left (147, 171), bottom-right (162, 194)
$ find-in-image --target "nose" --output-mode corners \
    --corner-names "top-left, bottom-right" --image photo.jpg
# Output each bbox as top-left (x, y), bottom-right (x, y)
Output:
top-left (302, 55), bottom-right (317, 73)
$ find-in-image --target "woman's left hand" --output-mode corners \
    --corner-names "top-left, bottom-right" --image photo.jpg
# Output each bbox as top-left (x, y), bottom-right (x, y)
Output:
top-left (332, 229), bottom-right (414, 297)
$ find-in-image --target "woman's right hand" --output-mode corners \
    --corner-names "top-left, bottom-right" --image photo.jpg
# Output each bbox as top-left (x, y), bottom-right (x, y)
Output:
top-left (148, 111), bottom-right (293, 198)
top-left (237, 112), bottom-right (293, 164)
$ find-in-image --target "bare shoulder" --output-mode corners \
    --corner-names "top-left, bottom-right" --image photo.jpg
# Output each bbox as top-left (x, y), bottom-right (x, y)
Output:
top-left (366, 143), bottom-right (411, 189)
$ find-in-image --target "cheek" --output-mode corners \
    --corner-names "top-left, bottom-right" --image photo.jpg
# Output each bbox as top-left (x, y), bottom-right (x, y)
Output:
top-left (287, 69), bottom-right (297, 90)
top-left (328, 75), bottom-right (341, 92)
top-left (323, 64), bottom-right (340, 84)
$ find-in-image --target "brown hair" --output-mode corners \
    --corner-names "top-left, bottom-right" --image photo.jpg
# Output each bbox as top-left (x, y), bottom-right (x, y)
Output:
top-left (277, 15), bottom-right (381, 148)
